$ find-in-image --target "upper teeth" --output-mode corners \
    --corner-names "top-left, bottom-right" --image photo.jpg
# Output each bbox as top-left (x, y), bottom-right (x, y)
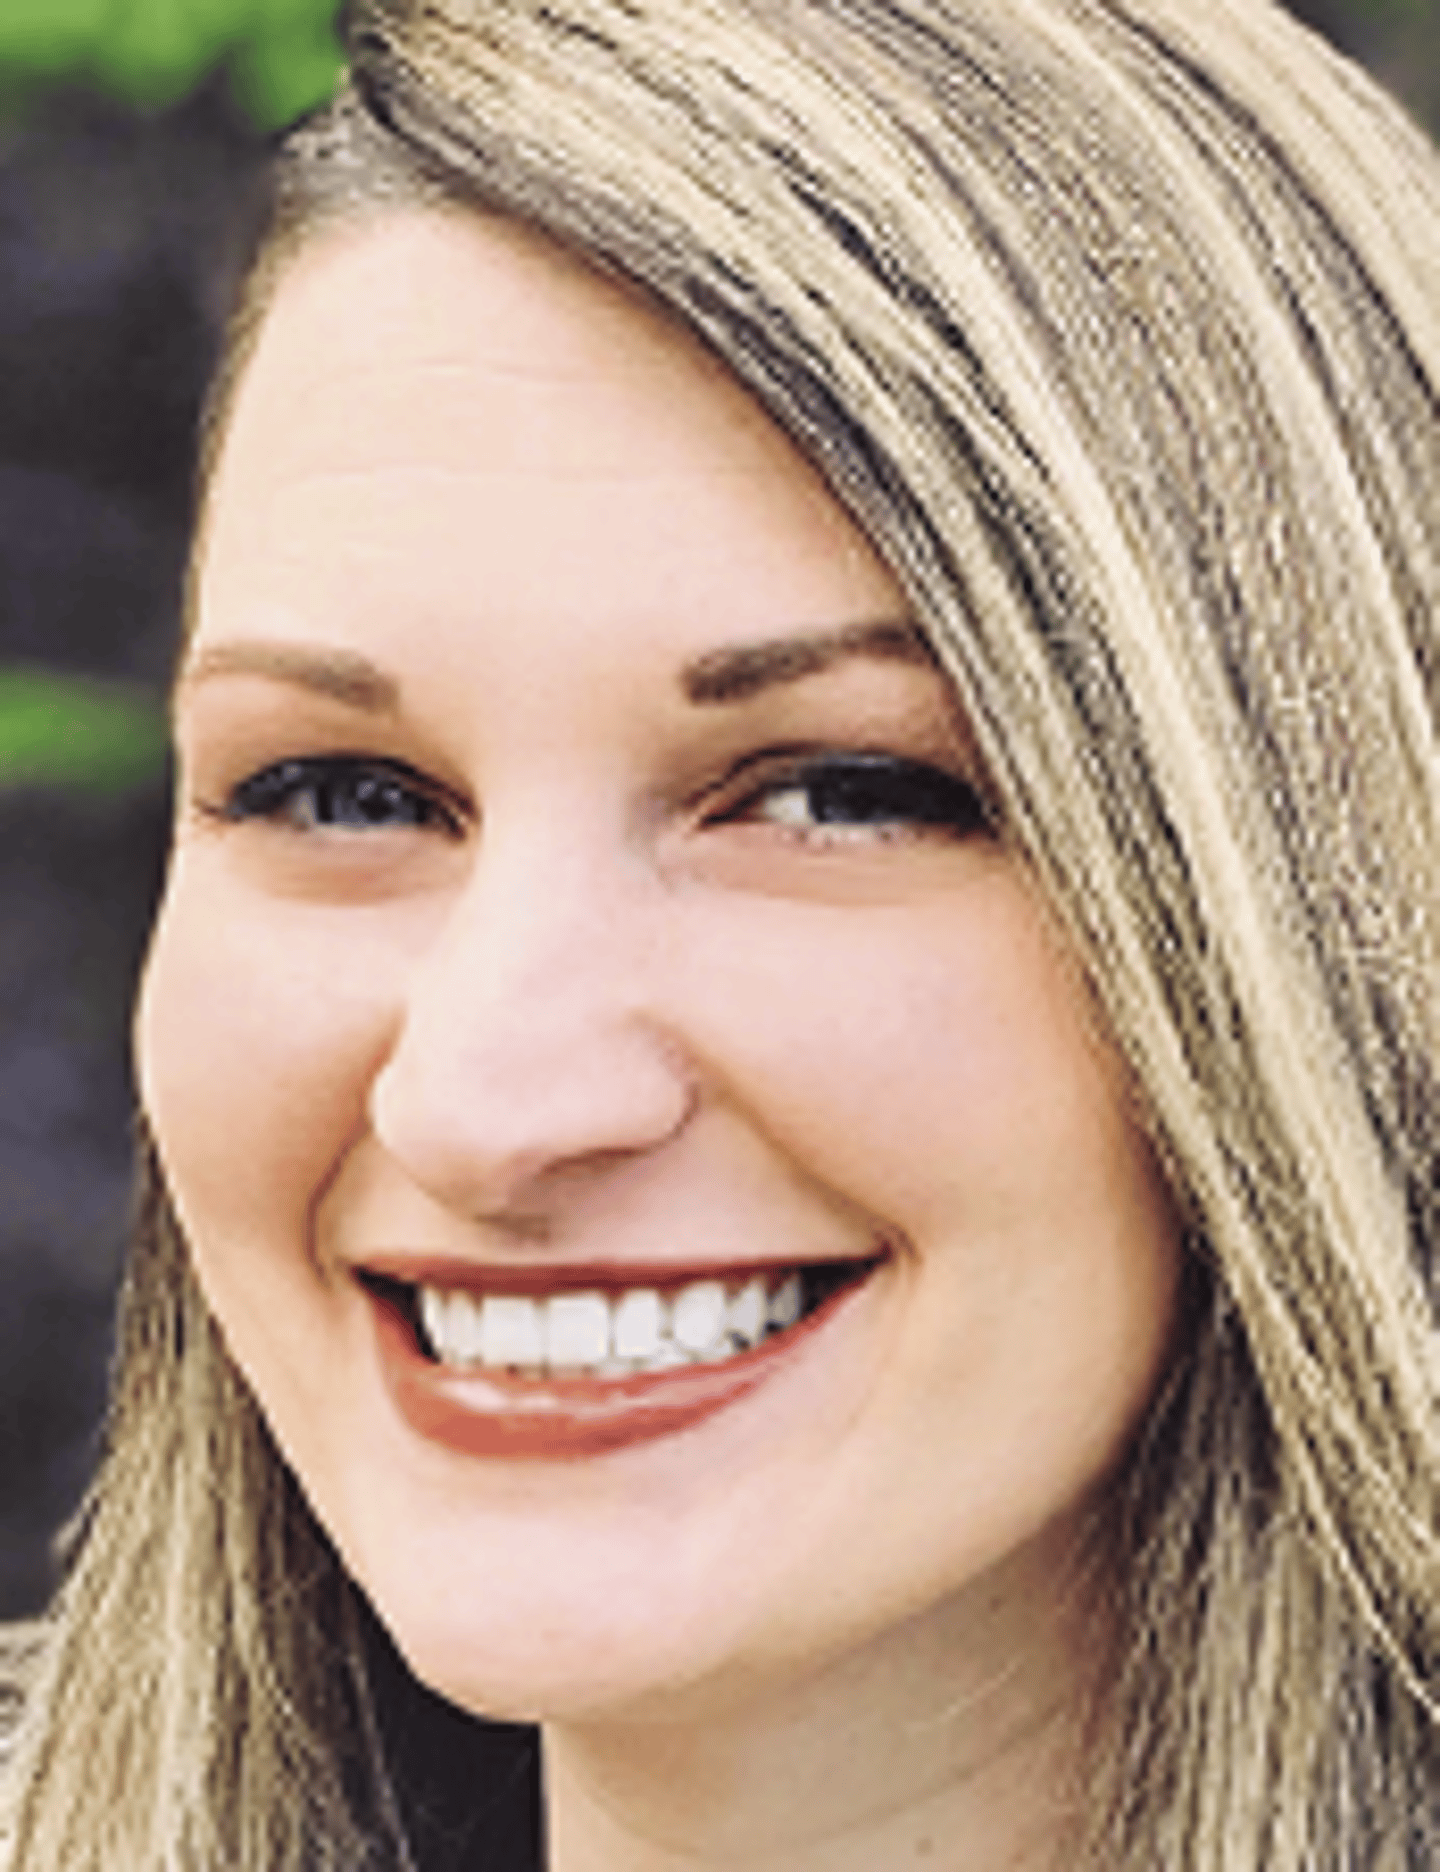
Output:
top-left (418, 1271), bottom-right (804, 1377)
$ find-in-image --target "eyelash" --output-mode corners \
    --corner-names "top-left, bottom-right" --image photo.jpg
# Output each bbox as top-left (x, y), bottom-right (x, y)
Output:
top-left (206, 751), bottom-right (989, 845)
top-left (208, 756), bottom-right (466, 836)
top-left (716, 752), bottom-right (989, 843)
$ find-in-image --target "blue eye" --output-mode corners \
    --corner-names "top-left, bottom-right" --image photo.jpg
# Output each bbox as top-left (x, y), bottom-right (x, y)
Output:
top-left (218, 757), bottom-right (462, 835)
top-left (727, 753), bottom-right (990, 841)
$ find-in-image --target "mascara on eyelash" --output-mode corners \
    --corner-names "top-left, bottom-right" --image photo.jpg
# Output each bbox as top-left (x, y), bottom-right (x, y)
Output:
top-left (223, 758), bottom-right (310, 819)
top-left (217, 755), bottom-right (462, 831)
top-left (729, 753), bottom-right (992, 837)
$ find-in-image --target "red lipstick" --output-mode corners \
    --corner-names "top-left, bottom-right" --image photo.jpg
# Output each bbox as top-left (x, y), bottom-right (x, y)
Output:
top-left (361, 1265), bottom-right (874, 1460)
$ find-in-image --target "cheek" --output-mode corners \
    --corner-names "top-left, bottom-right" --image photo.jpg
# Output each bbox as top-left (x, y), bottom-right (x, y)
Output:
top-left (670, 879), bottom-right (1184, 1551)
top-left (674, 874), bottom-right (1137, 1237)
top-left (134, 862), bottom-right (402, 1286)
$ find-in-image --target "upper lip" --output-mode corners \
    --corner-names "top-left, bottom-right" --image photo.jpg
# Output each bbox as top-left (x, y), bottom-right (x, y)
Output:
top-left (353, 1247), bottom-right (889, 1296)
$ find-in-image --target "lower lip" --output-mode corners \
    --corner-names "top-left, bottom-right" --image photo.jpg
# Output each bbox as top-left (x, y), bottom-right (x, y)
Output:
top-left (365, 1275), bottom-right (872, 1460)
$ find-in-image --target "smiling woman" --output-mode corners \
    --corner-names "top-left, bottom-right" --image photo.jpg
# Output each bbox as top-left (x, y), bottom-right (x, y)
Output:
top-left (143, 215), bottom-right (1182, 1763)
top-left (2, 2), bottom-right (1438, 1869)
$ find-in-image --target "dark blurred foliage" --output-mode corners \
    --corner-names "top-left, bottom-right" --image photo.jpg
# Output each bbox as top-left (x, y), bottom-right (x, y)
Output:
top-left (0, 0), bottom-right (1435, 1626)
top-left (0, 73), bottom-right (269, 1614)
top-left (0, 0), bottom-right (343, 128)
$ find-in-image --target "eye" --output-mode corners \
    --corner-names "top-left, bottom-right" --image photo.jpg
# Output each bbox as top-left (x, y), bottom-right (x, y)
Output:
top-left (716, 752), bottom-right (990, 844)
top-left (209, 755), bottom-right (464, 836)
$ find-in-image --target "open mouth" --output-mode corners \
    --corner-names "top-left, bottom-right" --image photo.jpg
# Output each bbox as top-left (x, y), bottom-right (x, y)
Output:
top-left (357, 1255), bottom-right (884, 1459)
top-left (366, 1261), bottom-right (867, 1378)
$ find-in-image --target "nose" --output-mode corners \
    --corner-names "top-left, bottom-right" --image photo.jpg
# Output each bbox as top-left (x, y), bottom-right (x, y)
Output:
top-left (368, 834), bottom-right (695, 1221)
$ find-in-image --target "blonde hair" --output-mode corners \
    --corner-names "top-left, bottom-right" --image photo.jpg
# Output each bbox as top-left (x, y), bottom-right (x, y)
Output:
top-left (4, 0), bottom-right (1437, 1865)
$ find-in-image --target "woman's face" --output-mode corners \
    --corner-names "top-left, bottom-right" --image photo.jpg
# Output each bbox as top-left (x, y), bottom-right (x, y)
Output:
top-left (138, 210), bottom-right (1182, 1724)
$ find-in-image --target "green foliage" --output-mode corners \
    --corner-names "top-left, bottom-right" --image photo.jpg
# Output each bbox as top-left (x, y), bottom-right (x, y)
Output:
top-left (0, 0), bottom-right (343, 128)
top-left (233, 0), bottom-right (344, 128)
top-left (0, 666), bottom-right (167, 795)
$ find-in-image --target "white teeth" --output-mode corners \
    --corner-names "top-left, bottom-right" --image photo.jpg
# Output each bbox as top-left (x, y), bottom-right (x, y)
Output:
top-left (480, 1295), bottom-right (544, 1368)
top-left (415, 1267), bottom-right (830, 1377)
top-left (671, 1280), bottom-right (728, 1356)
top-left (419, 1286), bottom-right (449, 1360)
top-left (613, 1287), bottom-right (664, 1362)
top-left (644, 1338), bottom-right (692, 1372)
top-left (447, 1290), bottom-right (485, 1363)
top-left (728, 1275), bottom-right (767, 1349)
top-left (544, 1292), bottom-right (610, 1369)
top-left (768, 1273), bottom-right (802, 1331)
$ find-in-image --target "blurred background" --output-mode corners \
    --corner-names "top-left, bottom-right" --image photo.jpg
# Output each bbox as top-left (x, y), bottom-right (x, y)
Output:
top-left (0, 0), bottom-right (341, 1618)
top-left (1, 0), bottom-right (1438, 1621)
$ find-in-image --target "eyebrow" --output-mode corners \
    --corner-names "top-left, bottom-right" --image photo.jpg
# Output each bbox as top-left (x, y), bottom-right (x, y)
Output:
top-left (178, 641), bottom-right (401, 713)
top-left (177, 617), bottom-right (936, 716)
top-left (680, 619), bottom-right (935, 704)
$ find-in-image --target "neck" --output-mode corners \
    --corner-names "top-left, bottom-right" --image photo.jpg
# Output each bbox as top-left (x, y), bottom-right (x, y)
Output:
top-left (542, 1528), bottom-right (1103, 1872)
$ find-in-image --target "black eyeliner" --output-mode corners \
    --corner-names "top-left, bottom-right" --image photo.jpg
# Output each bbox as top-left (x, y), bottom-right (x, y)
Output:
top-left (716, 750), bottom-right (991, 838)
top-left (212, 753), bottom-right (468, 834)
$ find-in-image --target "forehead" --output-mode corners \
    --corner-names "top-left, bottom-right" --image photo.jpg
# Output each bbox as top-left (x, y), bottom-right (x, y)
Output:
top-left (232, 210), bottom-right (794, 471)
top-left (194, 207), bottom-right (899, 660)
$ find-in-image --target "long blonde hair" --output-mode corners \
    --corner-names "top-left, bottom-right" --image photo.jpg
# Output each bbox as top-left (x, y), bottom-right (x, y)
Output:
top-left (4, 1), bottom-right (1437, 1865)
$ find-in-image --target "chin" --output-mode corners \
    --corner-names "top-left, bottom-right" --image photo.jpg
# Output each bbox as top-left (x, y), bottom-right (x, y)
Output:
top-left (374, 1591), bottom-right (755, 1729)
